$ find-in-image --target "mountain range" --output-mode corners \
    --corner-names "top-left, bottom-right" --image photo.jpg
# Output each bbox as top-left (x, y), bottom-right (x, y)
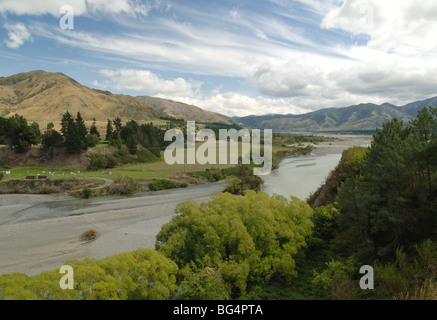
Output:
top-left (0, 70), bottom-right (436, 132)
top-left (236, 97), bottom-right (437, 132)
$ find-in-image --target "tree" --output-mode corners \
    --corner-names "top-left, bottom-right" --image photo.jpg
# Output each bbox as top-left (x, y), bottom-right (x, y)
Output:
top-left (105, 119), bottom-right (113, 141)
top-left (60, 112), bottom-right (89, 153)
top-left (1, 115), bottom-right (41, 153)
top-left (61, 111), bottom-right (81, 153)
top-left (41, 129), bottom-right (63, 149)
top-left (0, 248), bottom-right (178, 300)
top-left (89, 118), bottom-right (100, 139)
top-left (75, 112), bottom-right (88, 150)
top-left (156, 191), bottom-right (314, 298)
top-left (112, 117), bottom-right (122, 139)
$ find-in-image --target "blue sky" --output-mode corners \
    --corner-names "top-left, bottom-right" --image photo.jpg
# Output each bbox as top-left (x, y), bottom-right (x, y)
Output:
top-left (1, 0), bottom-right (437, 116)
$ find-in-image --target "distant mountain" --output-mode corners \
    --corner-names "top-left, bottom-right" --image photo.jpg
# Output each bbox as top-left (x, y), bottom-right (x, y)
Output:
top-left (236, 97), bottom-right (437, 132)
top-left (137, 96), bottom-right (242, 126)
top-left (399, 96), bottom-right (437, 117)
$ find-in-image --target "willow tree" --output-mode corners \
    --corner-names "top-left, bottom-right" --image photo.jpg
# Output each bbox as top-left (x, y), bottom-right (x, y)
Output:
top-left (156, 191), bottom-right (314, 298)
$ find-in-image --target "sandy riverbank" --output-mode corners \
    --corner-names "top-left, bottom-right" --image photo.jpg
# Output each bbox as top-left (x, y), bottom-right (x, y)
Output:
top-left (0, 134), bottom-right (373, 277)
top-left (0, 182), bottom-right (224, 276)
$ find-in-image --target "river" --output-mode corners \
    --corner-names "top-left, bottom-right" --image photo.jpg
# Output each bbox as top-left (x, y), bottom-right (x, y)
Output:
top-left (0, 134), bottom-right (371, 276)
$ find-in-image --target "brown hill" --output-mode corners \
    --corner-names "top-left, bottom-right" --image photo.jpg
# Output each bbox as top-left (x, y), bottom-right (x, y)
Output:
top-left (0, 70), bottom-right (167, 122)
top-left (137, 95), bottom-right (242, 126)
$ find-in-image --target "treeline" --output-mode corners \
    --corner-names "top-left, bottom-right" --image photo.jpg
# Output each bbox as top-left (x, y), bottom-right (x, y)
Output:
top-left (304, 106), bottom-right (437, 299)
top-left (0, 112), bottom-right (170, 160)
top-left (104, 117), bottom-right (168, 157)
top-left (0, 115), bottom-right (41, 153)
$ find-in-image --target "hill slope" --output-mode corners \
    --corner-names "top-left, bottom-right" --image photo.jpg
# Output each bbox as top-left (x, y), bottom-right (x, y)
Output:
top-left (236, 98), bottom-right (437, 132)
top-left (137, 95), bottom-right (242, 126)
top-left (0, 70), bottom-right (167, 122)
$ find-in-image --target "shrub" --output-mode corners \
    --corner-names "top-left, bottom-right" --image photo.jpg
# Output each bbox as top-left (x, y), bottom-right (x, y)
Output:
top-left (156, 191), bottom-right (314, 298)
top-left (86, 134), bottom-right (100, 148)
top-left (105, 154), bottom-right (118, 169)
top-left (88, 153), bottom-right (107, 171)
top-left (148, 179), bottom-right (177, 191)
top-left (82, 186), bottom-right (92, 199)
top-left (81, 230), bottom-right (97, 241)
top-left (108, 176), bottom-right (139, 195)
top-left (224, 177), bottom-right (242, 194)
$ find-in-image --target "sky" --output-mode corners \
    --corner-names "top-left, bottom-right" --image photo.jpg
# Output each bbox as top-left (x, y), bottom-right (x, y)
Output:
top-left (1, 0), bottom-right (437, 117)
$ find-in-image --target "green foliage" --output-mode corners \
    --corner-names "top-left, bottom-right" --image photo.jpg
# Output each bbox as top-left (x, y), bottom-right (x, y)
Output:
top-left (176, 265), bottom-right (231, 300)
top-left (148, 179), bottom-right (177, 191)
top-left (312, 258), bottom-right (357, 300)
top-left (224, 177), bottom-right (242, 194)
top-left (156, 191), bottom-right (314, 298)
top-left (85, 134), bottom-right (100, 148)
top-left (89, 118), bottom-right (100, 138)
top-left (109, 132), bottom-right (123, 150)
top-left (61, 111), bottom-right (88, 153)
top-left (0, 114), bottom-right (41, 153)
top-left (82, 186), bottom-right (92, 199)
top-left (88, 153), bottom-right (107, 171)
top-left (0, 249), bottom-right (178, 300)
top-left (309, 205), bottom-right (340, 248)
top-left (41, 129), bottom-right (63, 150)
top-left (374, 239), bottom-right (437, 300)
top-left (105, 119), bottom-right (113, 141)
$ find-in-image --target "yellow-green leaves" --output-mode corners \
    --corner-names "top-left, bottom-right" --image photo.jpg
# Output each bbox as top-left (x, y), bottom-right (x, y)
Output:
top-left (156, 190), bottom-right (314, 298)
top-left (0, 248), bottom-right (178, 300)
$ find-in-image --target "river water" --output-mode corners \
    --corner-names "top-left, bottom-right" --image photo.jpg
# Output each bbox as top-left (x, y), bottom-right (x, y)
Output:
top-left (263, 153), bottom-right (342, 201)
top-left (0, 135), bottom-right (372, 275)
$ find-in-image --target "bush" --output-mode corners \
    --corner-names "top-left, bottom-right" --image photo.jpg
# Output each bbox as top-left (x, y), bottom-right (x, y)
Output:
top-left (224, 177), bottom-right (242, 194)
top-left (136, 150), bottom-right (158, 163)
top-left (105, 154), bottom-right (118, 169)
top-left (108, 176), bottom-right (139, 195)
top-left (81, 229), bottom-right (97, 241)
top-left (156, 191), bottom-right (314, 298)
top-left (148, 179), bottom-right (177, 191)
top-left (88, 153), bottom-right (107, 171)
top-left (86, 134), bottom-right (100, 148)
top-left (82, 186), bottom-right (92, 199)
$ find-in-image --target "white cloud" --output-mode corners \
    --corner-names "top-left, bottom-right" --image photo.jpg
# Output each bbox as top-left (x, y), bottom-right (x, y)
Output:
top-left (0, 0), bottom-right (164, 17)
top-left (94, 69), bottom-right (309, 117)
top-left (321, 0), bottom-right (437, 55)
top-left (96, 69), bottom-right (202, 97)
top-left (4, 23), bottom-right (31, 48)
top-left (4, 0), bottom-right (437, 116)
top-left (0, 0), bottom-right (87, 16)
top-left (155, 92), bottom-right (309, 117)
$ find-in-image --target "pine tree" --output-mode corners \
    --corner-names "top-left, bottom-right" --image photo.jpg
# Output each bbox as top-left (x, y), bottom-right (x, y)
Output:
top-left (89, 118), bottom-right (100, 139)
top-left (61, 111), bottom-right (82, 153)
top-left (105, 119), bottom-right (113, 141)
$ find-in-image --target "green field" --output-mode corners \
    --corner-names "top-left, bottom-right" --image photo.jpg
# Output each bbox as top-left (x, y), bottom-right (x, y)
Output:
top-left (2, 167), bottom-right (169, 181)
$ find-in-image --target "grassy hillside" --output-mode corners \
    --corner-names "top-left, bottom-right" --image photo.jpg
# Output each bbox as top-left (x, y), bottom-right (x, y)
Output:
top-left (137, 95), bottom-right (243, 126)
top-left (0, 70), bottom-right (167, 122)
